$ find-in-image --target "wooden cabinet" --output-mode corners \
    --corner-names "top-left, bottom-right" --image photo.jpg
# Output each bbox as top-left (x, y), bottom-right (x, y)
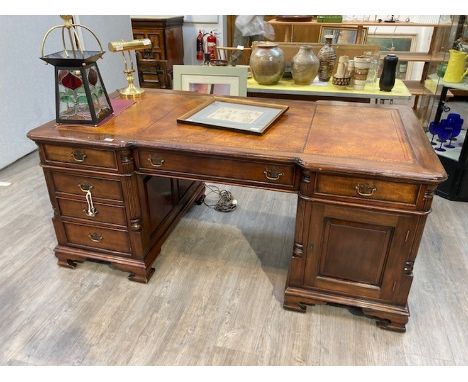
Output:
top-left (284, 170), bottom-right (435, 332)
top-left (37, 143), bottom-right (204, 283)
top-left (131, 16), bottom-right (184, 89)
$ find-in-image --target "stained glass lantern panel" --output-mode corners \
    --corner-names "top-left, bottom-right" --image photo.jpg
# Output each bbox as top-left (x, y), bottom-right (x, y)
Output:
top-left (55, 63), bottom-right (112, 125)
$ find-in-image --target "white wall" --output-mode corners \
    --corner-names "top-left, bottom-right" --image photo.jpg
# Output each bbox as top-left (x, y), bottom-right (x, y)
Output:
top-left (182, 16), bottom-right (226, 65)
top-left (0, 15), bottom-right (62, 169)
top-left (0, 15), bottom-right (134, 170)
top-left (76, 15), bottom-right (135, 93)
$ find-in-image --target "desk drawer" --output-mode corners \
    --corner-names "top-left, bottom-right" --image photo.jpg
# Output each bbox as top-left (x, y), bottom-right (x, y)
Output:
top-left (316, 174), bottom-right (418, 205)
top-left (57, 197), bottom-right (127, 226)
top-left (52, 172), bottom-right (123, 201)
top-left (63, 222), bottom-right (131, 254)
top-left (138, 149), bottom-right (295, 187)
top-left (43, 144), bottom-right (117, 169)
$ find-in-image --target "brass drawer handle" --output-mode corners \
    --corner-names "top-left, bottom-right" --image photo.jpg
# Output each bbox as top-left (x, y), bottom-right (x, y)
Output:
top-left (79, 183), bottom-right (93, 192)
top-left (264, 169), bottom-right (284, 181)
top-left (148, 155), bottom-right (165, 167)
top-left (88, 232), bottom-right (103, 242)
top-left (355, 184), bottom-right (377, 197)
top-left (71, 150), bottom-right (87, 163)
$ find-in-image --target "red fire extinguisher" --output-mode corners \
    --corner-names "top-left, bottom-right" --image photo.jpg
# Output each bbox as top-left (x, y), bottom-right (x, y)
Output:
top-left (207, 31), bottom-right (217, 60)
top-left (196, 30), bottom-right (204, 61)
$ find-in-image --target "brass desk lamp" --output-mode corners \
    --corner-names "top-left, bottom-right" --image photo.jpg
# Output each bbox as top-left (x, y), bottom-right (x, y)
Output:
top-left (108, 39), bottom-right (152, 98)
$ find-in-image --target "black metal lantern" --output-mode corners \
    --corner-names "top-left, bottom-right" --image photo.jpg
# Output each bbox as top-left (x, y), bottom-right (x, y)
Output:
top-left (40, 16), bottom-right (113, 125)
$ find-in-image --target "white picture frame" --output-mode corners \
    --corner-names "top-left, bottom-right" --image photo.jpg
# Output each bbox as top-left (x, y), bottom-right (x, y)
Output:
top-left (173, 65), bottom-right (248, 97)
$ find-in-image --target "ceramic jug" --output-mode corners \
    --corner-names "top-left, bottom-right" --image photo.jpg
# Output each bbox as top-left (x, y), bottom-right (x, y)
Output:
top-left (443, 49), bottom-right (468, 83)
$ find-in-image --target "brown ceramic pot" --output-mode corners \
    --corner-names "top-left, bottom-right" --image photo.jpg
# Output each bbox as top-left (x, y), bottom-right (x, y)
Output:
top-left (292, 45), bottom-right (319, 85)
top-left (250, 42), bottom-right (285, 85)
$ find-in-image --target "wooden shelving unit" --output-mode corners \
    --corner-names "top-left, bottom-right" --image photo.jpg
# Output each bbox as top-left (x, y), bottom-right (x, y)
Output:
top-left (265, 17), bottom-right (456, 114)
top-left (226, 16), bottom-right (458, 119)
top-left (404, 81), bottom-right (435, 96)
top-left (378, 52), bottom-right (446, 62)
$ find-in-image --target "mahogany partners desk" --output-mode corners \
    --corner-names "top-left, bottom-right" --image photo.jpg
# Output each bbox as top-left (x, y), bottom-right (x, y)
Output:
top-left (27, 90), bottom-right (446, 332)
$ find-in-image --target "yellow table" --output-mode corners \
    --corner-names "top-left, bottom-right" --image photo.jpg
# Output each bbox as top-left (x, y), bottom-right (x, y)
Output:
top-left (424, 73), bottom-right (468, 94)
top-left (247, 77), bottom-right (412, 102)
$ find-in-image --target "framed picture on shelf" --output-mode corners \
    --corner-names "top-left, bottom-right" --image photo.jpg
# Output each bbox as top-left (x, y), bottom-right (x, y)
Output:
top-left (173, 65), bottom-right (248, 97)
top-left (366, 34), bottom-right (417, 80)
top-left (319, 26), bottom-right (365, 44)
top-left (177, 97), bottom-right (288, 135)
top-left (367, 34), bottom-right (416, 52)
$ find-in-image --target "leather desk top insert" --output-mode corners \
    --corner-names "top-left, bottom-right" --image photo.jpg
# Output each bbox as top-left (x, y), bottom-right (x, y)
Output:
top-left (28, 89), bottom-right (446, 332)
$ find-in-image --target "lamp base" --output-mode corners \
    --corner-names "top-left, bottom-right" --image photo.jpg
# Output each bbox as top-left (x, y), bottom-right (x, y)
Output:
top-left (119, 69), bottom-right (144, 99)
top-left (119, 84), bottom-right (145, 99)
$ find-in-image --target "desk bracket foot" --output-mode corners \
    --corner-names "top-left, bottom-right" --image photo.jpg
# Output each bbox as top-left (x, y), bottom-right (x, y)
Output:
top-left (283, 291), bottom-right (324, 312)
top-left (128, 267), bottom-right (155, 284)
top-left (361, 307), bottom-right (408, 333)
top-left (57, 258), bottom-right (78, 269)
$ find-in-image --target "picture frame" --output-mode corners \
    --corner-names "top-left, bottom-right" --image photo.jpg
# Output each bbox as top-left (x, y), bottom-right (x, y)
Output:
top-left (177, 97), bottom-right (288, 135)
top-left (173, 65), bottom-right (248, 97)
top-left (366, 34), bottom-right (416, 52)
top-left (366, 34), bottom-right (417, 80)
top-left (319, 26), bottom-right (365, 44)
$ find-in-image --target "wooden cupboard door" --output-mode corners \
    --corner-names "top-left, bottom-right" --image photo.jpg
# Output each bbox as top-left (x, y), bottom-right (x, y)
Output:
top-left (133, 29), bottom-right (164, 60)
top-left (303, 203), bottom-right (415, 302)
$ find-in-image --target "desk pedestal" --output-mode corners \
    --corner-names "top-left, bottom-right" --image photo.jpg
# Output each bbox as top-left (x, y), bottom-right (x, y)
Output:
top-left (283, 170), bottom-right (436, 332)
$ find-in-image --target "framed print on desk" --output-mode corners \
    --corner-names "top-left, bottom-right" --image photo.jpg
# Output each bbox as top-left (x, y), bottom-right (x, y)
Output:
top-left (177, 97), bottom-right (288, 135)
top-left (173, 65), bottom-right (248, 96)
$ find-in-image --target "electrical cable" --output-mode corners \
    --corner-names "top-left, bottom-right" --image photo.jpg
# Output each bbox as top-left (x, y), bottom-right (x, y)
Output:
top-left (203, 184), bottom-right (237, 212)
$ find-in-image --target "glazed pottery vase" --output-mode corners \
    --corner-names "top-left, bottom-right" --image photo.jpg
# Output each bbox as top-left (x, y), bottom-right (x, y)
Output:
top-left (291, 45), bottom-right (319, 85)
top-left (250, 42), bottom-right (285, 85)
top-left (318, 35), bottom-right (336, 82)
top-left (379, 54), bottom-right (399, 91)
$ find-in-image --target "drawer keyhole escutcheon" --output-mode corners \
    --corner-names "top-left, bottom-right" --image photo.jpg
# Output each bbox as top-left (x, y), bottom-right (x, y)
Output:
top-left (264, 169), bottom-right (284, 181)
top-left (88, 232), bottom-right (103, 242)
top-left (78, 183), bottom-right (98, 217)
top-left (355, 183), bottom-right (377, 197)
top-left (71, 150), bottom-right (87, 163)
top-left (148, 155), bottom-right (165, 167)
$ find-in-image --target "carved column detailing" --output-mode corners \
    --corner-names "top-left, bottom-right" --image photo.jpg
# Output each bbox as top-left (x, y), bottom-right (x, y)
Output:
top-left (294, 197), bottom-right (307, 245)
top-left (130, 218), bottom-right (143, 231)
top-left (293, 243), bottom-right (304, 258)
top-left (424, 188), bottom-right (435, 199)
top-left (302, 169), bottom-right (311, 184)
top-left (121, 174), bottom-right (146, 259)
top-left (422, 185), bottom-right (437, 211)
top-left (403, 260), bottom-right (414, 276)
top-left (52, 206), bottom-right (60, 217)
top-left (120, 175), bottom-right (142, 220)
top-left (299, 168), bottom-right (314, 196)
top-left (119, 149), bottom-right (135, 173)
